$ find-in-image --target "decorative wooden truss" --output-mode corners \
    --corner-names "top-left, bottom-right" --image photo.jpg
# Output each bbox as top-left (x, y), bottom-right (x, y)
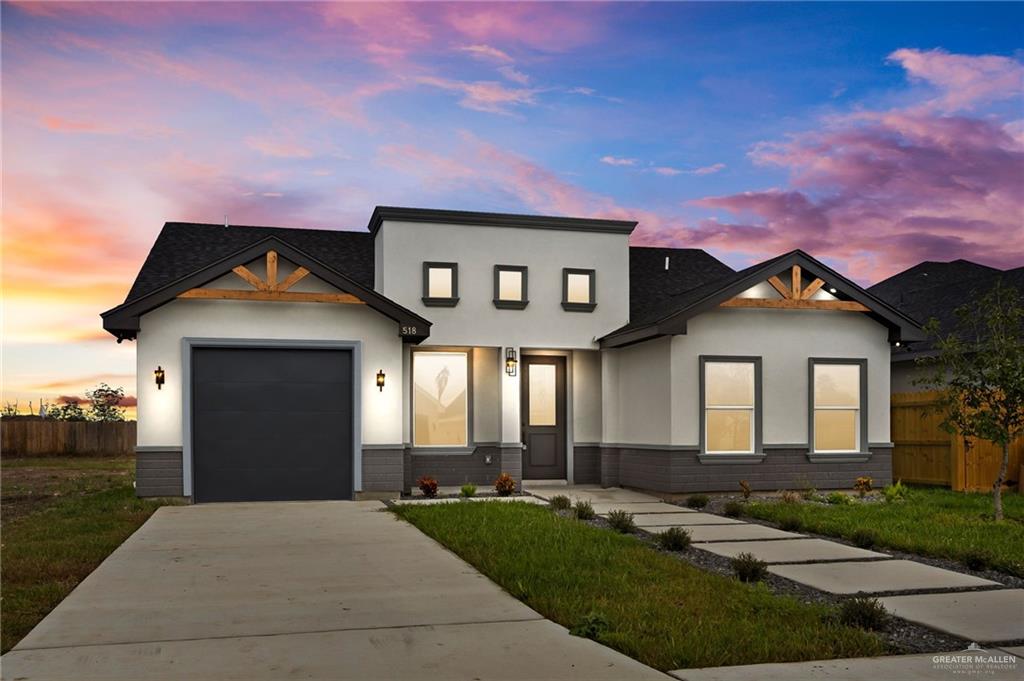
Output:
top-left (719, 265), bottom-right (869, 312)
top-left (178, 250), bottom-right (365, 305)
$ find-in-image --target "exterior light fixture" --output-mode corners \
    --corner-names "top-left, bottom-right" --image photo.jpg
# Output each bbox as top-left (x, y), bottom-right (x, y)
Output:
top-left (505, 348), bottom-right (518, 377)
top-left (376, 369), bottom-right (386, 392)
top-left (828, 287), bottom-right (837, 294)
top-left (154, 366), bottom-right (165, 390)
top-left (895, 341), bottom-right (901, 347)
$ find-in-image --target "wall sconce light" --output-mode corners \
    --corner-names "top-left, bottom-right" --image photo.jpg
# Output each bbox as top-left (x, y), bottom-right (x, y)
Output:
top-left (154, 366), bottom-right (165, 390)
top-left (376, 369), bottom-right (386, 392)
top-left (505, 348), bottom-right (518, 377)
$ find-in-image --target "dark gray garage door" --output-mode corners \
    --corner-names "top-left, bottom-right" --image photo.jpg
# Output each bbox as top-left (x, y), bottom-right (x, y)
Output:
top-left (192, 347), bottom-right (353, 503)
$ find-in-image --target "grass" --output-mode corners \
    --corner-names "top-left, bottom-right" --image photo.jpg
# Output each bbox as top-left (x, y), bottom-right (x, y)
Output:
top-left (1, 457), bottom-right (178, 653)
top-left (744, 486), bottom-right (1024, 577)
top-left (392, 501), bottom-right (884, 670)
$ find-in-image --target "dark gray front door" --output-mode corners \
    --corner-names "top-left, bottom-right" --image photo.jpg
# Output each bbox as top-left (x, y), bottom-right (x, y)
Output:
top-left (521, 356), bottom-right (566, 480)
top-left (192, 347), bottom-right (353, 503)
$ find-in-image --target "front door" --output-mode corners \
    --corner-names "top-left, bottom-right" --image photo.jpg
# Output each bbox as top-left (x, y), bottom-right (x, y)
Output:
top-left (521, 356), bottom-right (566, 480)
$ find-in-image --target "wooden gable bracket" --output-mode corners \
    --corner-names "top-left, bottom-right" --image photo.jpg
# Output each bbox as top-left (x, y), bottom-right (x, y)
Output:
top-left (720, 265), bottom-right (869, 312)
top-left (178, 250), bottom-right (365, 305)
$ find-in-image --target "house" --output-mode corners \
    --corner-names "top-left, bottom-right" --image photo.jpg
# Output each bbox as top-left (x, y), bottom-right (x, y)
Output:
top-left (102, 207), bottom-right (923, 502)
top-left (868, 259), bottom-right (1024, 393)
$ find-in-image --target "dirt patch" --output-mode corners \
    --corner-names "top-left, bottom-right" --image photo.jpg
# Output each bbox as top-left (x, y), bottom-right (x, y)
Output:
top-left (1, 457), bottom-right (134, 523)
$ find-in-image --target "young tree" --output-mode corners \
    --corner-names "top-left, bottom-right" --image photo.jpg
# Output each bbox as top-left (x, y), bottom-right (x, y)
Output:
top-left (49, 400), bottom-right (88, 422)
top-left (86, 383), bottom-right (127, 422)
top-left (918, 281), bottom-right (1024, 520)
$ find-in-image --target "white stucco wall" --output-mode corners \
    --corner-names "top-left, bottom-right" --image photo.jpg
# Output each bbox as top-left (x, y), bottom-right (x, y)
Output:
top-left (375, 220), bottom-right (630, 348)
top-left (135, 266), bottom-right (405, 449)
top-left (602, 336), bottom-right (673, 445)
top-left (668, 308), bottom-right (891, 446)
top-left (573, 350), bottom-right (602, 443)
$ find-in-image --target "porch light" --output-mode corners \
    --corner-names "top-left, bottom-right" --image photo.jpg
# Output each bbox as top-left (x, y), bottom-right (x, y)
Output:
top-left (154, 366), bottom-right (165, 390)
top-left (376, 369), bottom-right (386, 392)
top-left (828, 287), bottom-right (837, 294)
top-left (505, 348), bottom-right (518, 377)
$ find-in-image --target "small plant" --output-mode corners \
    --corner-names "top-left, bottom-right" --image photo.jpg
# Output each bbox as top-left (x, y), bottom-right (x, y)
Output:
top-left (800, 487), bottom-right (818, 501)
top-left (494, 472), bottom-right (516, 496)
top-left (778, 516), bottom-right (804, 532)
top-left (731, 552), bottom-right (768, 583)
top-left (838, 596), bottom-right (889, 631)
top-left (723, 500), bottom-right (745, 518)
top-left (962, 548), bottom-right (993, 571)
top-left (416, 475), bottom-right (439, 498)
top-left (779, 490), bottom-right (801, 504)
top-left (460, 483), bottom-right (477, 498)
top-left (826, 491), bottom-right (852, 505)
top-left (570, 611), bottom-right (609, 640)
top-left (606, 509), bottom-right (636, 533)
top-left (549, 494), bottom-right (572, 511)
top-left (739, 480), bottom-right (752, 499)
top-left (883, 479), bottom-right (910, 503)
top-left (854, 476), bottom-right (873, 497)
top-left (850, 528), bottom-right (877, 549)
top-left (686, 494), bottom-right (709, 509)
top-left (656, 526), bottom-right (692, 551)
top-left (573, 499), bottom-right (596, 520)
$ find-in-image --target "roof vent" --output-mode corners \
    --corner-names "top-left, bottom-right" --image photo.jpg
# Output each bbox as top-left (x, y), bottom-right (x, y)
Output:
top-left (664, 256), bottom-right (670, 271)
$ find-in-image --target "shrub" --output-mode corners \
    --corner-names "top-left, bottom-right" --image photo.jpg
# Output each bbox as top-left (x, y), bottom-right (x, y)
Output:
top-left (800, 487), bottom-right (818, 501)
top-left (549, 494), bottom-right (572, 511)
top-left (731, 552), bottom-right (768, 583)
top-left (962, 548), bottom-right (993, 571)
top-left (570, 611), bottom-right (609, 640)
top-left (779, 516), bottom-right (804, 532)
top-left (460, 483), bottom-right (477, 498)
top-left (739, 480), bottom-right (752, 499)
top-left (779, 490), bottom-right (801, 504)
top-left (723, 500), bottom-right (745, 518)
top-left (883, 479), bottom-right (910, 503)
top-left (826, 491), bottom-right (852, 505)
top-left (573, 499), bottom-right (596, 520)
top-left (686, 494), bottom-right (710, 509)
top-left (417, 475), bottom-right (439, 498)
top-left (838, 596), bottom-right (888, 631)
top-left (850, 528), bottom-right (877, 549)
top-left (606, 509), bottom-right (636, 533)
top-left (494, 473), bottom-right (516, 496)
top-left (656, 526), bottom-right (692, 551)
top-left (854, 476), bottom-right (873, 497)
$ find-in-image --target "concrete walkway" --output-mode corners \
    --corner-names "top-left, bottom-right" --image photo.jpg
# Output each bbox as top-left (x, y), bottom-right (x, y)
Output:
top-left (526, 485), bottom-right (1023, 645)
top-left (1, 501), bottom-right (668, 681)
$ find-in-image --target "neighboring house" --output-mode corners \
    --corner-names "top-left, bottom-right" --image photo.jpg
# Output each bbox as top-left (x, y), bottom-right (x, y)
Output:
top-left (102, 207), bottom-right (922, 502)
top-left (868, 260), bottom-right (1024, 393)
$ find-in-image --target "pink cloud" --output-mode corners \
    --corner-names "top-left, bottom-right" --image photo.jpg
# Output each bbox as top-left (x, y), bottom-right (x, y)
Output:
top-left (691, 162), bottom-right (726, 176)
top-left (414, 76), bottom-right (537, 113)
top-left (601, 155), bottom-right (637, 166)
top-left (460, 44), bottom-right (514, 63)
top-left (888, 48), bottom-right (1024, 111)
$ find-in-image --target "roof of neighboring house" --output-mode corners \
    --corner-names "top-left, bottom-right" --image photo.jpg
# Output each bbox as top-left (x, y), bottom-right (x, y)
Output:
top-left (868, 260), bottom-right (1024, 359)
top-left (124, 222), bottom-right (374, 302)
top-left (601, 249), bottom-right (925, 348)
top-left (367, 206), bottom-right (638, 237)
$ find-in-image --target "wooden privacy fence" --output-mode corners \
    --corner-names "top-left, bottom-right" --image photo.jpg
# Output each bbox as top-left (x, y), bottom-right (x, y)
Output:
top-left (1, 418), bottom-right (136, 457)
top-left (891, 391), bottom-right (1023, 492)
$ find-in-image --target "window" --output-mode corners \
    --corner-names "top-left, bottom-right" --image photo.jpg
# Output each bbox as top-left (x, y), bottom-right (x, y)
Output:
top-left (811, 360), bottom-right (865, 453)
top-left (701, 357), bottom-right (761, 454)
top-left (493, 265), bottom-right (528, 309)
top-left (562, 268), bottom-right (596, 312)
top-left (422, 262), bottom-right (458, 307)
top-left (413, 352), bottom-right (469, 447)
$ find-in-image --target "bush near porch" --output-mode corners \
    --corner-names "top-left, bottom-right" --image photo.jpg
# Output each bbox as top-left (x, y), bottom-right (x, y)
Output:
top-left (744, 486), bottom-right (1024, 577)
top-left (392, 501), bottom-right (884, 671)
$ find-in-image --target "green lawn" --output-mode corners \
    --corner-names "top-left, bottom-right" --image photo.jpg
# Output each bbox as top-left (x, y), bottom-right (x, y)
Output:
top-left (1, 457), bottom-right (177, 653)
top-left (392, 501), bottom-right (884, 671)
top-left (743, 487), bottom-right (1024, 577)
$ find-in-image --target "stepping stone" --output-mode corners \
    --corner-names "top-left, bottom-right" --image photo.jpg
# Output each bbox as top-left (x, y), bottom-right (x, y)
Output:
top-left (669, 650), bottom-right (1023, 681)
top-left (634, 513), bottom-right (744, 528)
top-left (769, 560), bottom-right (999, 595)
top-left (685, 524), bottom-right (802, 542)
top-left (698, 539), bottom-right (888, 564)
top-left (879, 589), bottom-right (1024, 643)
top-left (591, 502), bottom-right (690, 515)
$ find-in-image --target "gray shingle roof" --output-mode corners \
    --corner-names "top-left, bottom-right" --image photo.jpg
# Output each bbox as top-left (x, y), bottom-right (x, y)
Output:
top-left (628, 247), bottom-right (736, 325)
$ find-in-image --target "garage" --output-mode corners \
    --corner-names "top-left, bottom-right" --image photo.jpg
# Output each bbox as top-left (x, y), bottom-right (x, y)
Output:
top-left (191, 346), bottom-right (354, 503)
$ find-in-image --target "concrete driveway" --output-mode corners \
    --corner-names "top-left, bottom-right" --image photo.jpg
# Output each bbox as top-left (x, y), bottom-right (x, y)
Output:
top-left (2, 501), bottom-right (666, 681)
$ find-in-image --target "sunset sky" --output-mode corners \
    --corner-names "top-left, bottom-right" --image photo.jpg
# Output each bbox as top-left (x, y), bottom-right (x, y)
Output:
top-left (2, 1), bottom-right (1022, 415)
